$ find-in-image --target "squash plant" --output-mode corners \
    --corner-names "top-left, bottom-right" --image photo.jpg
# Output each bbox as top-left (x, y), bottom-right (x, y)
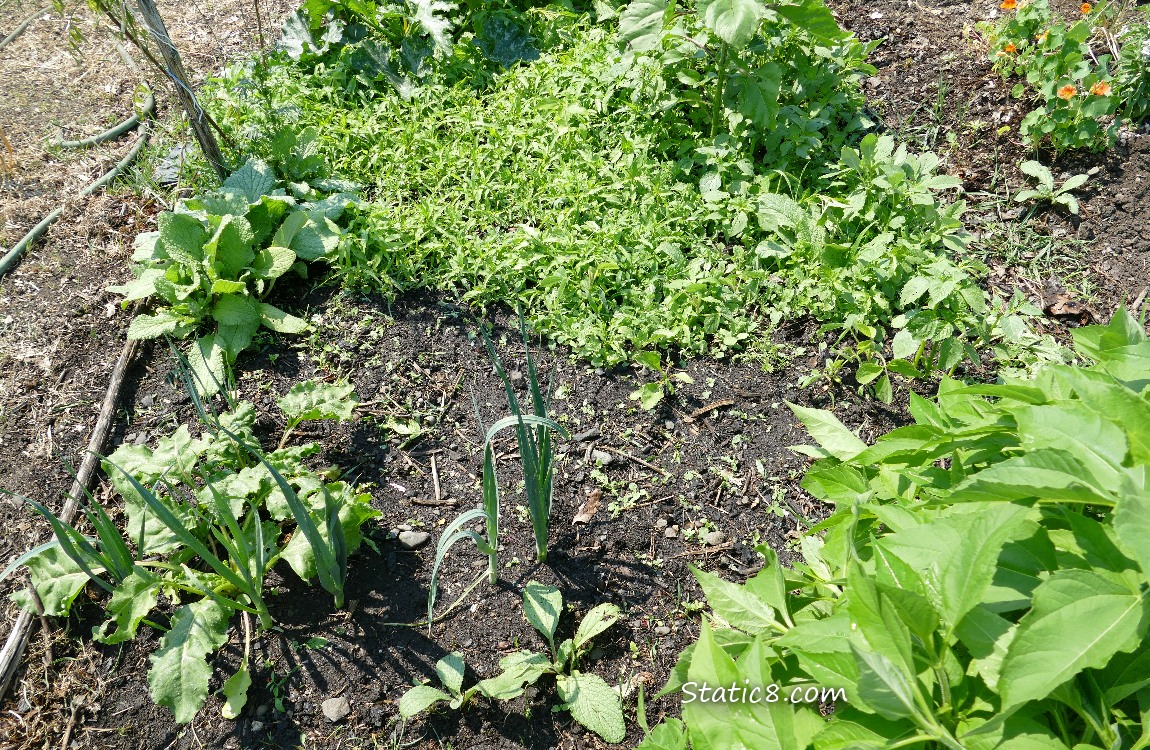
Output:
top-left (642, 307), bottom-right (1150, 749)
top-left (2, 380), bottom-right (377, 723)
top-left (109, 158), bottom-right (350, 395)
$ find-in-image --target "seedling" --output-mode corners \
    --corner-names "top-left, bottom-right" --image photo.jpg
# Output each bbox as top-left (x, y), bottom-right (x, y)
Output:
top-left (628, 351), bottom-right (694, 410)
top-left (1014, 159), bottom-right (1088, 214)
top-left (401, 582), bottom-right (626, 743)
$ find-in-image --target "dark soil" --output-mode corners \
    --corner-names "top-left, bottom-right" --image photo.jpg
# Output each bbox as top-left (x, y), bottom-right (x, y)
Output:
top-left (1, 0), bottom-right (1147, 748)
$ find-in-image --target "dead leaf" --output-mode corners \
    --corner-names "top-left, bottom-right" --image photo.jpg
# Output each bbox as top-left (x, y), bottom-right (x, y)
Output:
top-left (573, 489), bottom-right (601, 524)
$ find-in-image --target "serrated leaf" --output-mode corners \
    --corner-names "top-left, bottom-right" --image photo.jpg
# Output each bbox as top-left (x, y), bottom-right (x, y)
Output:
top-left (147, 598), bottom-right (232, 723)
top-left (277, 380), bottom-right (358, 423)
top-left (223, 158), bottom-right (277, 203)
top-left (691, 565), bottom-right (779, 634)
top-left (558, 672), bottom-right (626, 743)
top-left (398, 684), bottom-right (452, 717)
top-left (636, 718), bottom-right (687, 750)
top-left (999, 569), bottom-right (1149, 709)
top-left (221, 661), bottom-right (252, 720)
top-left (787, 404), bottom-right (867, 460)
top-left (892, 328), bottom-right (920, 360)
top-left (851, 642), bottom-right (919, 721)
top-left (523, 580), bottom-right (563, 644)
top-left (899, 276), bottom-right (931, 307)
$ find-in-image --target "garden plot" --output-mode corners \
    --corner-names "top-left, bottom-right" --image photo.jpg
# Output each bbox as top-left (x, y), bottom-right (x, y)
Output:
top-left (0, 0), bottom-right (1148, 748)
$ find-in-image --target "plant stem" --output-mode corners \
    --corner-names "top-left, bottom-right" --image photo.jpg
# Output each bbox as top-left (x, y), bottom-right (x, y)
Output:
top-left (710, 42), bottom-right (730, 139)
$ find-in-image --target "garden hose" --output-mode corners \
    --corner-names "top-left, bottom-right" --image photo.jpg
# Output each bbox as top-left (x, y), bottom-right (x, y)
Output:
top-left (54, 91), bottom-right (154, 148)
top-left (0, 104), bottom-right (154, 277)
top-left (0, 10), bottom-right (156, 279)
top-left (0, 5), bottom-right (47, 53)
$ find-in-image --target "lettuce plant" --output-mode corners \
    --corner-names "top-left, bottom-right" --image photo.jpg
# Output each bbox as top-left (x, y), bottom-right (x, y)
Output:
top-left (109, 158), bottom-right (350, 395)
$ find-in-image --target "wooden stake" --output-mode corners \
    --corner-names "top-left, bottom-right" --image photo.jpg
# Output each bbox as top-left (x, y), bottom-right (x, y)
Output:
top-left (131, 0), bottom-right (227, 179)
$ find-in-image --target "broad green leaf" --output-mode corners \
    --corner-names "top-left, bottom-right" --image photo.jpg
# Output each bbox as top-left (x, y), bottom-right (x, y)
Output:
top-left (557, 672), bottom-right (626, 743)
top-left (216, 322), bottom-right (256, 361)
top-left (523, 581), bottom-right (563, 644)
top-left (157, 212), bottom-right (208, 260)
top-left (271, 211), bottom-right (309, 248)
top-left (436, 652), bottom-right (466, 695)
top-left (210, 279), bottom-right (247, 295)
top-left (999, 569), bottom-right (1149, 709)
top-left (845, 566), bottom-right (915, 676)
top-left (850, 642), bottom-right (919, 721)
top-left (636, 718), bottom-right (687, 750)
top-left (220, 662), bottom-right (252, 720)
top-left (223, 158), bottom-right (276, 203)
top-left (630, 382), bottom-right (665, 410)
top-left (250, 245), bottom-right (296, 280)
top-left (691, 565), bottom-right (779, 634)
top-left (813, 708), bottom-right (918, 750)
top-left (787, 404), bottom-right (867, 460)
top-left (398, 684), bottom-right (452, 717)
top-left (474, 650), bottom-right (551, 700)
top-left (212, 293), bottom-right (261, 327)
top-left (892, 328), bottom-right (919, 360)
top-left (948, 449), bottom-right (1114, 506)
top-left (1114, 472), bottom-right (1150, 579)
top-left (290, 217), bottom-right (340, 260)
top-left (108, 268), bottom-right (165, 302)
top-left (259, 303), bottom-right (308, 333)
top-left (899, 276), bottom-right (931, 306)
top-left (10, 543), bottom-right (89, 616)
top-left (618, 0), bottom-right (669, 52)
top-left (774, 0), bottom-right (848, 43)
top-left (277, 380), bottom-right (358, 423)
top-left (730, 64), bottom-right (780, 129)
top-left (147, 598), bottom-right (232, 723)
top-left (280, 492), bottom-right (379, 580)
top-left (574, 603), bottom-right (622, 649)
top-left (955, 604), bottom-right (1016, 690)
top-left (1011, 403), bottom-right (1127, 487)
top-left (128, 310), bottom-right (193, 340)
top-left (94, 568), bottom-right (159, 644)
top-left (700, 0), bottom-right (765, 48)
top-left (879, 504), bottom-right (1030, 631)
top-left (205, 214), bottom-right (256, 279)
top-left (1094, 642), bottom-right (1150, 704)
top-left (187, 334), bottom-right (227, 397)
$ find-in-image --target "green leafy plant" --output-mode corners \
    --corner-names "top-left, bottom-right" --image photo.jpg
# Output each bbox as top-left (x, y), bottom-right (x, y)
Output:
top-left (640, 306), bottom-right (1150, 749)
top-left (428, 320), bottom-right (568, 624)
top-left (109, 158), bottom-right (349, 395)
top-left (402, 582), bottom-right (626, 743)
top-left (2, 379), bottom-right (376, 722)
top-left (1112, 4), bottom-right (1150, 123)
top-left (1014, 159), bottom-right (1088, 214)
top-left (629, 351), bottom-right (694, 410)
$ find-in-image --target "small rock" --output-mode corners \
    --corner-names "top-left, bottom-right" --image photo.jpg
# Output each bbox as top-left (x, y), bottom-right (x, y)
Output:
top-left (509, 370), bottom-right (523, 383)
top-left (255, 704), bottom-right (269, 719)
top-left (703, 530), bottom-right (726, 546)
top-left (664, 420), bottom-right (675, 430)
top-left (460, 638), bottom-right (474, 648)
top-left (593, 368), bottom-right (605, 376)
top-left (251, 720), bottom-right (265, 731)
top-left (590, 449), bottom-right (613, 465)
top-left (322, 696), bottom-right (351, 723)
top-left (664, 526), bottom-right (679, 539)
top-left (141, 394), bottom-right (155, 408)
top-left (397, 523), bottom-right (412, 532)
top-left (397, 531), bottom-right (431, 550)
top-left (587, 647), bottom-right (604, 660)
top-left (654, 625), bottom-right (671, 636)
top-left (655, 518), bottom-right (668, 529)
top-left (573, 427), bottom-right (601, 442)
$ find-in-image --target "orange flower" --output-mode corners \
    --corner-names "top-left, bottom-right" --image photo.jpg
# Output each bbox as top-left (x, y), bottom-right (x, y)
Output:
top-left (1004, 42), bottom-right (1018, 53)
top-left (1001, 0), bottom-right (1017, 9)
top-left (1090, 80), bottom-right (1112, 96)
top-left (1081, 2), bottom-right (1091, 12)
top-left (1057, 84), bottom-right (1078, 99)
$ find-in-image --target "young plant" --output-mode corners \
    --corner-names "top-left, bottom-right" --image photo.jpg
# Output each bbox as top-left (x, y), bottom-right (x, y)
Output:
top-left (403, 582), bottom-right (626, 743)
top-left (1014, 159), bottom-right (1088, 215)
top-left (109, 158), bottom-right (349, 395)
top-left (427, 320), bottom-right (568, 624)
top-left (628, 351), bottom-right (694, 410)
top-left (640, 306), bottom-right (1150, 749)
top-left (3, 378), bottom-right (375, 723)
